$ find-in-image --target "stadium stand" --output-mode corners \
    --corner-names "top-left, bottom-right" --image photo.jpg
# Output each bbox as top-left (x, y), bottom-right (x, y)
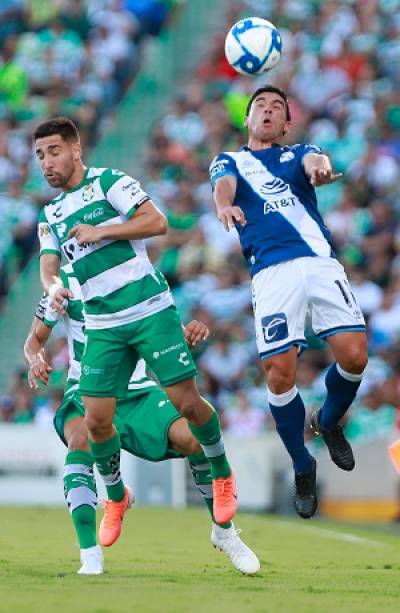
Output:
top-left (0, 0), bottom-right (399, 466)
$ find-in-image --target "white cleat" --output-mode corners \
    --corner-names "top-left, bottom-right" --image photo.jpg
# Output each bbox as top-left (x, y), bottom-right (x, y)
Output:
top-left (211, 523), bottom-right (260, 575)
top-left (78, 545), bottom-right (104, 575)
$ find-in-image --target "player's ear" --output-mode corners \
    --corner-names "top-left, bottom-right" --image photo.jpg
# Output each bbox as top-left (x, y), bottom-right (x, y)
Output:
top-left (244, 116), bottom-right (249, 129)
top-left (282, 122), bottom-right (291, 137)
top-left (72, 139), bottom-right (82, 161)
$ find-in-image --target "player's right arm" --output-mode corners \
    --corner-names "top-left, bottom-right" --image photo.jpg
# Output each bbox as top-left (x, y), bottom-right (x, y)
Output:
top-left (38, 208), bottom-right (72, 313)
top-left (24, 295), bottom-right (56, 389)
top-left (209, 155), bottom-right (246, 232)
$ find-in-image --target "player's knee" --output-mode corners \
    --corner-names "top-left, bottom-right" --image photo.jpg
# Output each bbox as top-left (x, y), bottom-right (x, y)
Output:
top-left (264, 363), bottom-right (295, 394)
top-left (174, 396), bottom-right (199, 421)
top-left (85, 412), bottom-right (113, 438)
top-left (339, 346), bottom-right (368, 374)
top-left (180, 436), bottom-right (201, 457)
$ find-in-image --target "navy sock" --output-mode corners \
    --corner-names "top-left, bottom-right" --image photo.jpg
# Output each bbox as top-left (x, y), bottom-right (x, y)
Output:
top-left (320, 363), bottom-right (363, 431)
top-left (269, 387), bottom-right (313, 474)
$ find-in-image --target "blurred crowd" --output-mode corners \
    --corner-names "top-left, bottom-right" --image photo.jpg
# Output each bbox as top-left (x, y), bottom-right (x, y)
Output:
top-left (0, 0), bottom-right (181, 421)
top-left (0, 0), bottom-right (180, 309)
top-left (1, 0), bottom-right (400, 437)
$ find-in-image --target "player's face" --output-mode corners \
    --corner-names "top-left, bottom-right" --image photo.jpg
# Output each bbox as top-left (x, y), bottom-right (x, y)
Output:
top-left (246, 93), bottom-right (289, 142)
top-left (35, 135), bottom-right (81, 188)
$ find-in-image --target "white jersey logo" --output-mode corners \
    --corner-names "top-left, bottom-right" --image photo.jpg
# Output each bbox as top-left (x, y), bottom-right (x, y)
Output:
top-left (263, 316), bottom-right (286, 341)
top-left (280, 151), bottom-right (295, 162)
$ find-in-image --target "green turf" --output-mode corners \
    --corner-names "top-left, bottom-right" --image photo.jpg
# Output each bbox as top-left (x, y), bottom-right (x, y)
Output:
top-left (0, 507), bottom-right (399, 613)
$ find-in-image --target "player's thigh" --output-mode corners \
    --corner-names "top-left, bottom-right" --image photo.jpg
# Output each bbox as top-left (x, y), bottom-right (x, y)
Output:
top-left (133, 306), bottom-right (198, 387)
top-left (115, 388), bottom-right (183, 461)
top-left (252, 260), bottom-right (308, 360)
top-left (80, 327), bottom-right (137, 398)
top-left (307, 257), bottom-right (366, 340)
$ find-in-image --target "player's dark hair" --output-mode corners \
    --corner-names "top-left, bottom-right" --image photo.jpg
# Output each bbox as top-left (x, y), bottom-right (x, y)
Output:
top-left (246, 86), bottom-right (291, 121)
top-left (33, 116), bottom-right (79, 142)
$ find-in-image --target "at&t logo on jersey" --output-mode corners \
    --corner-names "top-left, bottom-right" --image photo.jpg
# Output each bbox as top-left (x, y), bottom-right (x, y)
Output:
top-left (261, 313), bottom-right (288, 343)
top-left (264, 196), bottom-right (296, 214)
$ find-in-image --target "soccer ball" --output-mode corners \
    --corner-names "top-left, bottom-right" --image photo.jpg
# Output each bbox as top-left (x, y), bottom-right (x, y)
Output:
top-left (225, 17), bottom-right (282, 76)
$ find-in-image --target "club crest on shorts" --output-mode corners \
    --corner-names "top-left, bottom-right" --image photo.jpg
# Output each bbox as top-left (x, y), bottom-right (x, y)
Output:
top-left (261, 313), bottom-right (288, 343)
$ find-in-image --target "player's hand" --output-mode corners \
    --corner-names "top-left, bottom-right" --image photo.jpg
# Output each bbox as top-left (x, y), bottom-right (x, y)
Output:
top-left (217, 206), bottom-right (247, 232)
top-left (184, 320), bottom-right (210, 346)
top-left (28, 355), bottom-right (52, 389)
top-left (309, 158), bottom-right (342, 186)
top-left (49, 285), bottom-right (73, 314)
top-left (68, 224), bottom-right (104, 245)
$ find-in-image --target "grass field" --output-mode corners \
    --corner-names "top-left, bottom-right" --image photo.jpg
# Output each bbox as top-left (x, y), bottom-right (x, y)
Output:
top-left (0, 507), bottom-right (399, 613)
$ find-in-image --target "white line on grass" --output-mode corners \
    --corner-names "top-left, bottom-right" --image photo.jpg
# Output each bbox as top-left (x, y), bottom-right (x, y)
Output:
top-left (273, 519), bottom-right (389, 548)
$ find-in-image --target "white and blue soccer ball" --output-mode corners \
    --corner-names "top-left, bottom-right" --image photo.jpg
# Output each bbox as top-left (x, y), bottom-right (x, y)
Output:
top-left (225, 17), bottom-right (282, 76)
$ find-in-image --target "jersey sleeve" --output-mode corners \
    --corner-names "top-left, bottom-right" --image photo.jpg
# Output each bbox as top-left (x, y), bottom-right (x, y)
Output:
top-left (209, 154), bottom-right (238, 185)
top-left (100, 168), bottom-right (150, 219)
top-left (38, 208), bottom-right (62, 258)
top-left (297, 143), bottom-right (323, 166)
top-left (35, 294), bottom-right (60, 328)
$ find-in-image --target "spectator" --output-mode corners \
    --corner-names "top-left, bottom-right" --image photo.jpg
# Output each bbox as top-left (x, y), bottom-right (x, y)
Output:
top-left (222, 390), bottom-right (267, 436)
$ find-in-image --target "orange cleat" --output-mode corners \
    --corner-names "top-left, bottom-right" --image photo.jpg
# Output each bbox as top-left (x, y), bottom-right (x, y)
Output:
top-left (213, 473), bottom-right (238, 525)
top-left (99, 486), bottom-right (134, 547)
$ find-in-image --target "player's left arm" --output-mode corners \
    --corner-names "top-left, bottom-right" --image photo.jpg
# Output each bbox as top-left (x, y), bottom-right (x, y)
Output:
top-left (69, 201), bottom-right (167, 244)
top-left (69, 172), bottom-right (167, 245)
top-left (303, 152), bottom-right (343, 187)
top-left (184, 320), bottom-right (210, 347)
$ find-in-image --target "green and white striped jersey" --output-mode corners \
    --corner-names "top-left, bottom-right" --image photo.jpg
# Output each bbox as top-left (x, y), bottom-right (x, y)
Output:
top-left (35, 264), bottom-right (157, 396)
top-left (38, 166), bottom-right (173, 330)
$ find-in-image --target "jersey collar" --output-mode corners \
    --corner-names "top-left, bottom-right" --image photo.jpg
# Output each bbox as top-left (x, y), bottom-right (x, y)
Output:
top-left (241, 143), bottom-right (282, 152)
top-left (64, 167), bottom-right (89, 194)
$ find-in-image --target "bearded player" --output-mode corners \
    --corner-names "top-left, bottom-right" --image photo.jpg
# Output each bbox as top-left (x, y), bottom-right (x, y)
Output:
top-left (24, 265), bottom-right (259, 575)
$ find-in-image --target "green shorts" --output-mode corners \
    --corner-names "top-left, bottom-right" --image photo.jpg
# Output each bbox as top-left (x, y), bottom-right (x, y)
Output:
top-left (80, 305), bottom-right (198, 398)
top-left (54, 385), bottom-right (183, 462)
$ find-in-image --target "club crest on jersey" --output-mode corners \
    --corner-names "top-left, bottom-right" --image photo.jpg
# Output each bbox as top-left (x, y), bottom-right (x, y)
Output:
top-left (82, 184), bottom-right (94, 202)
top-left (280, 151), bottom-right (295, 162)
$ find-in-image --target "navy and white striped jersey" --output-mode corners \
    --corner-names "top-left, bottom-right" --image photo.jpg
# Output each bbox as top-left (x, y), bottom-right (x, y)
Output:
top-left (209, 144), bottom-right (334, 277)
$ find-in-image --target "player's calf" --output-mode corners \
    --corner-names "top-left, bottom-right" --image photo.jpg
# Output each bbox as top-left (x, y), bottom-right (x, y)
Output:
top-left (63, 447), bottom-right (98, 568)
